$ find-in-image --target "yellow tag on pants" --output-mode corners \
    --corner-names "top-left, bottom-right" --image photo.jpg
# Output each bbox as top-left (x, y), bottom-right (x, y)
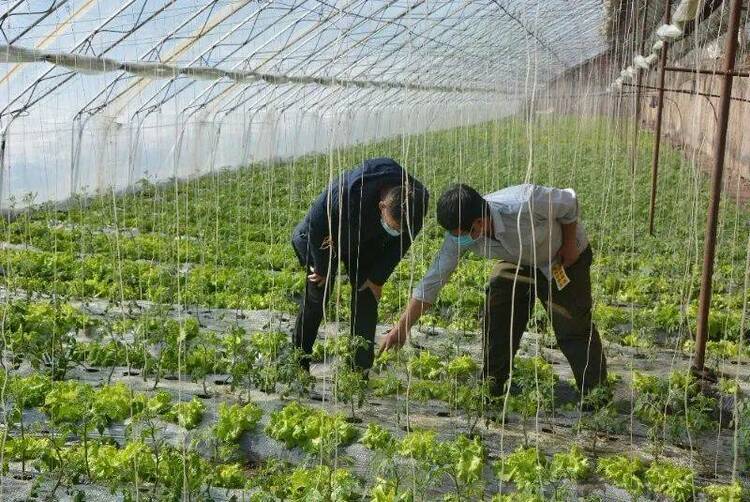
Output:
top-left (551, 263), bottom-right (570, 290)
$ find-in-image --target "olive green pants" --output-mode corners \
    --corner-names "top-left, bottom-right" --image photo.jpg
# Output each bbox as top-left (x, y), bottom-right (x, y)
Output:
top-left (482, 246), bottom-right (607, 396)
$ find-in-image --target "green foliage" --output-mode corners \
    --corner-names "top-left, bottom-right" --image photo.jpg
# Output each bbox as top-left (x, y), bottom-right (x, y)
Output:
top-left (494, 447), bottom-right (548, 495)
top-left (550, 446), bottom-right (590, 481)
top-left (157, 448), bottom-right (210, 499)
top-left (703, 482), bottom-right (744, 502)
top-left (82, 339), bottom-right (144, 369)
top-left (508, 356), bottom-right (556, 408)
top-left (632, 370), bottom-right (717, 446)
top-left (444, 434), bottom-right (485, 496)
top-left (185, 331), bottom-right (222, 391)
top-left (4, 301), bottom-right (91, 379)
top-left (266, 401), bottom-right (357, 456)
top-left (508, 357), bottom-right (556, 445)
top-left (165, 397), bottom-right (206, 430)
top-left (408, 351), bottom-right (443, 380)
top-left (213, 463), bottom-right (247, 489)
top-left (91, 383), bottom-right (141, 431)
top-left (2, 436), bottom-right (51, 464)
top-left (644, 460), bottom-right (695, 502)
top-left (43, 380), bottom-right (94, 425)
top-left (8, 373), bottom-right (51, 408)
top-left (398, 430), bottom-right (440, 462)
top-left (335, 367), bottom-right (368, 418)
top-left (89, 441), bottom-right (157, 493)
top-left (621, 331), bottom-right (652, 350)
top-left (312, 334), bottom-right (367, 364)
top-left (142, 390), bottom-right (173, 417)
top-left (445, 354), bottom-right (478, 382)
top-left (596, 455), bottom-right (646, 497)
top-left (370, 373), bottom-right (404, 397)
top-left (221, 325), bottom-right (254, 389)
top-left (408, 379), bottom-right (450, 402)
top-left (283, 465), bottom-right (361, 501)
top-left (738, 398), bottom-right (750, 470)
top-left (249, 331), bottom-right (311, 395)
top-left (4, 114), bottom-right (750, 501)
top-left (593, 304), bottom-right (629, 333)
top-left (361, 423), bottom-right (396, 453)
top-left (395, 430), bottom-right (487, 498)
top-left (369, 477), bottom-right (414, 502)
top-left (215, 402), bottom-right (263, 443)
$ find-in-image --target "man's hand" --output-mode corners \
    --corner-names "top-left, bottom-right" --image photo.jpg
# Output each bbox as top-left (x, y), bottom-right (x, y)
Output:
top-left (378, 298), bottom-right (431, 355)
top-left (557, 240), bottom-right (580, 267)
top-left (308, 267), bottom-right (326, 285)
top-left (358, 279), bottom-right (382, 301)
top-left (379, 325), bottom-right (407, 354)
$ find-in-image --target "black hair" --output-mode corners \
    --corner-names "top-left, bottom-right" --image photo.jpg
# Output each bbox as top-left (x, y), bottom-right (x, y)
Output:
top-left (436, 184), bottom-right (486, 232)
top-left (382, 185), bottom-right (428, 229)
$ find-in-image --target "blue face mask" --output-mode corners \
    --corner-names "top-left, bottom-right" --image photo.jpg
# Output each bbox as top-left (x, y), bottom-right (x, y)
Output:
top-left (447, 231), bottom-right (477, 247)
top-left (381, 218), bottom-right (401, 237)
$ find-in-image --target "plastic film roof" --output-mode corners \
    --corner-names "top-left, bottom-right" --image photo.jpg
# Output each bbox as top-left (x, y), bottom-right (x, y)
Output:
top-left (0, 0), bottom-right (608, 204)
top-left (1, 0), bottom-right (608, 120)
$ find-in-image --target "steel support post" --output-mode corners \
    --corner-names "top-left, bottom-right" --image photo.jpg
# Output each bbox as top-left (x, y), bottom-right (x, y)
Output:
top-left (647, 0), bottom-right (671, 235)
top-left (693, 0), bottom-right (745, 375)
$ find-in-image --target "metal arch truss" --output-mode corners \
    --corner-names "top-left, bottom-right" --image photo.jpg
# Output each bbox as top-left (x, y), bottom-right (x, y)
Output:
top-left (1, 0), bottom-right (606, 124)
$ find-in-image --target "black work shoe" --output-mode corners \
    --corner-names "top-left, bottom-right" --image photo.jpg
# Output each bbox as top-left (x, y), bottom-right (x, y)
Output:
top-left (554, 381), bottom-right (581, 407)
top-left (307, 388), bottom-right (326, 401)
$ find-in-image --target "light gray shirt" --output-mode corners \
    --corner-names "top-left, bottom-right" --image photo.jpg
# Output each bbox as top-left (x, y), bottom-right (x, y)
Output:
top-left (412, 184), bottom-right (589, 304)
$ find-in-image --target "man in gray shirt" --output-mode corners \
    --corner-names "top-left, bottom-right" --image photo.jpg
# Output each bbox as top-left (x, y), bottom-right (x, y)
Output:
top-left (380, 183), bottom-right (607, 397)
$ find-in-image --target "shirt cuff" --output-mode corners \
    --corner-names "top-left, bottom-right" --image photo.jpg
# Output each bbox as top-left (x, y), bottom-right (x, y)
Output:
top-left (412, 284), bottom-right (437, 305)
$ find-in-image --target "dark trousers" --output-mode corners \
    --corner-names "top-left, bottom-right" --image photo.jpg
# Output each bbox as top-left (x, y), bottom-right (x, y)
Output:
top-left (482, 246), bottom-right (607, 396)
top-left (293, 249), bottom-right (378, 371)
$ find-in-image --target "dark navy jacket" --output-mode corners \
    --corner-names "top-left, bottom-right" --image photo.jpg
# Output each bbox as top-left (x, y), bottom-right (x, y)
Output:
top-left (292, 158), bottom-right (428, 286)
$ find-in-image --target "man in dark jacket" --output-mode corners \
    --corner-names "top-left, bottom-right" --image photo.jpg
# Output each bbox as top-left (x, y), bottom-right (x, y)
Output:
top-left (291, 158), bottom-right (428, 372)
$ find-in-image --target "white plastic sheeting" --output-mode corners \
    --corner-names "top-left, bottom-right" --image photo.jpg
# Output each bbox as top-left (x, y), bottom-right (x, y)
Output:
top-left (1, 0), bottom-right (609, 207)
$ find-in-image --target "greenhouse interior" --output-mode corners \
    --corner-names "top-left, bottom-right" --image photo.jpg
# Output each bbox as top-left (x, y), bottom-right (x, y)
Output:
top-left (1, 0), bottom-right (750, 500)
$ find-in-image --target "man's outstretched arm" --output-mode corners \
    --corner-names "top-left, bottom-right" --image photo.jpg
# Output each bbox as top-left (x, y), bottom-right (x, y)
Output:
top-left (379, 298), bottom-right (431, 352)
top-left (379, 236), bottom-right (462, 352)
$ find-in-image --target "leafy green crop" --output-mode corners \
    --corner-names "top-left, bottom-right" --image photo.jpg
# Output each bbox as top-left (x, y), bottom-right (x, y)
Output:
top-left (165, 397), bottom-right (206, 430)
top-left (703, 482), bottom-right (744, 502)
top-left (43, 380), bottom-right (94, 425)
top-left (283, 465), bottom-right (361, 501)
top-left (645, 460), bottom-right (695, 502)
top-left (596, 454), bottom-right (646, 497)
top-left (494, 447), bottom-right (549, 495)
top-left (550, 446), bottom-right (590, 481)
top-left (215, 402), bottom-right (262, 443)
top-left (508, 357), bottom-right (556, 446)
top-left (408, 350), bottom-right (443, 380)
top-left (266, 401), bottom-right (357, 456)
top-left (361, 423), bottom-right (396, 452)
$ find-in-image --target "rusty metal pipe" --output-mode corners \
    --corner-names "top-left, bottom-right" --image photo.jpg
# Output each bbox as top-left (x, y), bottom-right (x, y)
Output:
top-left (665, 65), bottom-right (750, 78)
top-left (647, 0), bottom-right (671, 236)
top-left (693, 0), bottom-right (745, 374)
top-left (622, 82), bottom-right (750, 104)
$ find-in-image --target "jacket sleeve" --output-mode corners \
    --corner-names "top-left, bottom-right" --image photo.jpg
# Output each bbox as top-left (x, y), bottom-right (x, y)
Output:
top-left (367, 189), bottom-right (428, 286)
top-left (412, 236), bottom-right (462, 304)
top-left (306, 187), bottom-right (341, 278)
